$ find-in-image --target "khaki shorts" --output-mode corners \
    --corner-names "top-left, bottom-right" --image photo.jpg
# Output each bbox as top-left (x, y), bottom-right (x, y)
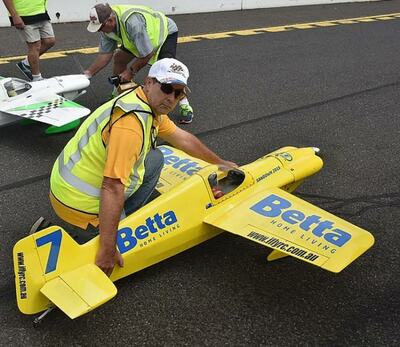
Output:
top-left (19, 20), bottom-right (54, 43)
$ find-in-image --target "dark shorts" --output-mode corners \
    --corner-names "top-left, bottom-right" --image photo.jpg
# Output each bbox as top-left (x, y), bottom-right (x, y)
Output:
top-left (120, 31), bottom-right (178, 60)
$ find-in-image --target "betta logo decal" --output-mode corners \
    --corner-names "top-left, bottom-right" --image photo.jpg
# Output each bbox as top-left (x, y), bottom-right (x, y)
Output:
top-left (250, 194), bottom-right (352, 247)
top-left (117, 210), bottom-right (178, 253)
top-left (159, 146), bottom-right (204, 176)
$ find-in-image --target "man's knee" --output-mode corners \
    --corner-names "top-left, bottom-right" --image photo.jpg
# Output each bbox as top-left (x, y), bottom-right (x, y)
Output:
top-left (145, 148), bottom-right (164, 173)
top-left (41, 37), bottom-right (55, 50)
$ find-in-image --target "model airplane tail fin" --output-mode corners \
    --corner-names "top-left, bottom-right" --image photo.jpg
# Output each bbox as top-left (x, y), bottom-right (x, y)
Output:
top-left (204, 187), bottom-right (374, 272)
top-left (13, 226), bottom-right (117, 317)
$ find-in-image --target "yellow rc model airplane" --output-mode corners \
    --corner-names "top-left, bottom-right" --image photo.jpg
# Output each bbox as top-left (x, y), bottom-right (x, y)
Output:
top-left (13, 145), bottom-right (374, 323)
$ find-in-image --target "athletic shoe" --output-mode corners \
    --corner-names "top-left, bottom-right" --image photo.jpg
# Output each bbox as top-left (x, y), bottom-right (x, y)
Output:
top-left (16, 61), bottom-right (33, 81)
top-left (178, 104), bottom-right (194, 124)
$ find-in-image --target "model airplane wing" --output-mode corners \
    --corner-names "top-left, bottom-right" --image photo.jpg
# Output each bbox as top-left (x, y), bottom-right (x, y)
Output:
top-left (204, 186), bottom-right (374, 272)
top-left (157, 145), bottom-right (210, 194)
top-left (0, 90), bottom-right (90, 126)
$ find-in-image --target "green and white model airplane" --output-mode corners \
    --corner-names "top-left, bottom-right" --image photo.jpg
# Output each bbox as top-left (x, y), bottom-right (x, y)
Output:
top-left (0, 74), bottom-right (90, 134)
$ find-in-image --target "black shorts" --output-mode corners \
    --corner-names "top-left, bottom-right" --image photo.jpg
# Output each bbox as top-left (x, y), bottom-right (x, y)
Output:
top-left (158, 32), bottom-right (178, 59)
top-left (120, 31), bottom-right (178, 60)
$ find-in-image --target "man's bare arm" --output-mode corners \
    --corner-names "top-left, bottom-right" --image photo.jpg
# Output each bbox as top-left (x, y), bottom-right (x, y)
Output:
top-left (161, 127), bottom-right (238, 168)
top-left (3, 0), bottom-right (24, 28)
top-left (96, 177), bottom-right (125, 276)
top-left (84, 52), bottom-right (114, 78)
top-left (119, 52), bottom-right (154, 82)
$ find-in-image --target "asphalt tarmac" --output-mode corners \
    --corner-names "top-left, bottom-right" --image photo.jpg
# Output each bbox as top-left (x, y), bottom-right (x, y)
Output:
top-left (1, 1), bottom-right (399, 346)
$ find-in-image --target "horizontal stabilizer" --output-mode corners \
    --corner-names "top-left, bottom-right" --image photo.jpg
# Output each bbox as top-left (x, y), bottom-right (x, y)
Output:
top-left (204, 187), bottom-right (374, 272)
top-left (40, 264), bottom-right (117, 319)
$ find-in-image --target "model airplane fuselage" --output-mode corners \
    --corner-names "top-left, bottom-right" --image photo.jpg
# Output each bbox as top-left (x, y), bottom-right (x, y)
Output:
top-left (0, 74), bottom-right (90, 128)
top-left (13, 146), bottom-right (375, 320)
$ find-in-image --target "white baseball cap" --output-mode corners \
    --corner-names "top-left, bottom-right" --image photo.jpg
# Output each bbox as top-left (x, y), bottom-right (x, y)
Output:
top-left (87, 3), bottom-right (112, 33)
top-left (148, 58), bottom-right (191, 91)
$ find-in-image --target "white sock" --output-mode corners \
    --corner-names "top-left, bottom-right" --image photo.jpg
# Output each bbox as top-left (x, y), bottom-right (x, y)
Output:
top-left (32, 73), bottom-right (43, 81)
top-left (22, 58), bottom-right (30, 66)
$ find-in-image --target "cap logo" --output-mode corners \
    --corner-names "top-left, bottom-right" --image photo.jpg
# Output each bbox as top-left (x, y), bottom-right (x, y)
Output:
top-left (90, 15), bottom-right (98, 22)
top-left (168, 63), bottom-right (185, 77)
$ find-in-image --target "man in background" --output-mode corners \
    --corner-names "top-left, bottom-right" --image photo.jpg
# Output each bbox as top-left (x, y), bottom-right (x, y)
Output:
top-left (84, 3), bottom-right (194, 124)
top-left (2, 0), bottom-right (56, 81)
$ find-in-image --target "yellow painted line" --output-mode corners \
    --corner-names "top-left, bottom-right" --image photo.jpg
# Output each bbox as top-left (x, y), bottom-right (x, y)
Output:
top-left (233, 29), bottom-right (263, 36)
top-left (199, 32), bottom-right (236, 39)
top-left (292, 24), bottom-right (316, 29)
top-left (336, 20), bottom-right (358, 24)
top-left (1, 12), bottom-right (400, 65)
top-left (40, 52), bottom-right (67, 58)
top-left (313, 22), bottom-right (338, 27)
top-left (357, 18), bottom-right (377, 22)
top-left (178, 36), bottom-right (202, 43)
top-left (264, 26), bottom-right (290, 32)
top-left (68, 47), bottom-right (98, 54)
top-left (376, 16), bottom-right (395, 20)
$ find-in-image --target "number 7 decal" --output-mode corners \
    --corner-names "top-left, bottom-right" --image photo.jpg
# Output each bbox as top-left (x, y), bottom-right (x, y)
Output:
top-left (36, 229), bottom-right (62, 274)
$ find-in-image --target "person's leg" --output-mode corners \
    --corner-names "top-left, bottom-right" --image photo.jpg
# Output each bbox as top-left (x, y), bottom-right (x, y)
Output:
top-left (123, 148), bottom-right (164, 216)
top-left (26, 40), bottom-right (42, 76)
top-left (158, 32), bottom-right (178, 59)
top-left (16, 23), bottom-right (41, 80)
top-left (38, 21), bottom-right (56, 56)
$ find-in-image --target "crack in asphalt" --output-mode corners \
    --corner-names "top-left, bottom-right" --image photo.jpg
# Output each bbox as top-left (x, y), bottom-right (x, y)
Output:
top-left (0, 174), bottom-right (50, 193)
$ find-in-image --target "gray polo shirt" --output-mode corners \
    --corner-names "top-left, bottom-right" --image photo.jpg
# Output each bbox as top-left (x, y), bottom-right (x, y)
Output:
top-left (99, 13), bottom-right (178, 57)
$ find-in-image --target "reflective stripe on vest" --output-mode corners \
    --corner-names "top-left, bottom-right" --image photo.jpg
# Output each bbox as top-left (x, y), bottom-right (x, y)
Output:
top-left (112, 5), bottom-right (168, 64)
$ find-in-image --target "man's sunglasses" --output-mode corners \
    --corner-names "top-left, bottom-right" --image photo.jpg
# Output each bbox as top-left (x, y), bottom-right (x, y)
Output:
top-left (154, 79), bottom-right (186, 98)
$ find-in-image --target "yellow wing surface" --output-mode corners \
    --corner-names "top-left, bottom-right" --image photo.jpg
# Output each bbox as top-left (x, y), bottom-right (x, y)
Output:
top-left (157, 145), bottom-right (210, 194)
top-left (204, 187), bottom-right (374, 272)
top-left (13, 226), bottom-right (116, 318)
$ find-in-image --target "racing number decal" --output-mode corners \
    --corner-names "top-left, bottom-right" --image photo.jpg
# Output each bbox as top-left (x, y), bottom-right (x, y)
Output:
top-left (36, 229), bottom-right (62, 274)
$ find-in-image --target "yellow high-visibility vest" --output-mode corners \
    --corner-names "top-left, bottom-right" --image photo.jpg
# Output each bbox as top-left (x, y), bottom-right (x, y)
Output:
top-left (112, 5), bottom-right (169, 64)
top-left (50, 88), bottom-right (156, 214)
top-left (10, 0), bottom-right (47, 17)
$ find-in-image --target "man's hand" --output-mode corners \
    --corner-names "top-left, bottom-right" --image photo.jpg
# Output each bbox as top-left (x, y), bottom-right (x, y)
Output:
top-left (12, 15), bottom-right (24, 29)
top-left (83, 70), bottom-right (92, 79)
top-left (218, 160), bottom-right (239, 171)
top-left (96, 246), bottom-right (124, 277)
top-left (119, 69), bottom-right (133, 83)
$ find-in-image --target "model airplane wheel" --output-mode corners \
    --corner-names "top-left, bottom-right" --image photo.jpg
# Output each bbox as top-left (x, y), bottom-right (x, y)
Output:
top-left (29, 217), bottom-right (51, 234)
top-left (33, 307), bottom-right (54, 328)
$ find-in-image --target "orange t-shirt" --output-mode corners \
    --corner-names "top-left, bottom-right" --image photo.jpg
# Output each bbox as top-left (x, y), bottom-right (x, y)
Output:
top-left (50, 87), bottom-right (177, 229)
